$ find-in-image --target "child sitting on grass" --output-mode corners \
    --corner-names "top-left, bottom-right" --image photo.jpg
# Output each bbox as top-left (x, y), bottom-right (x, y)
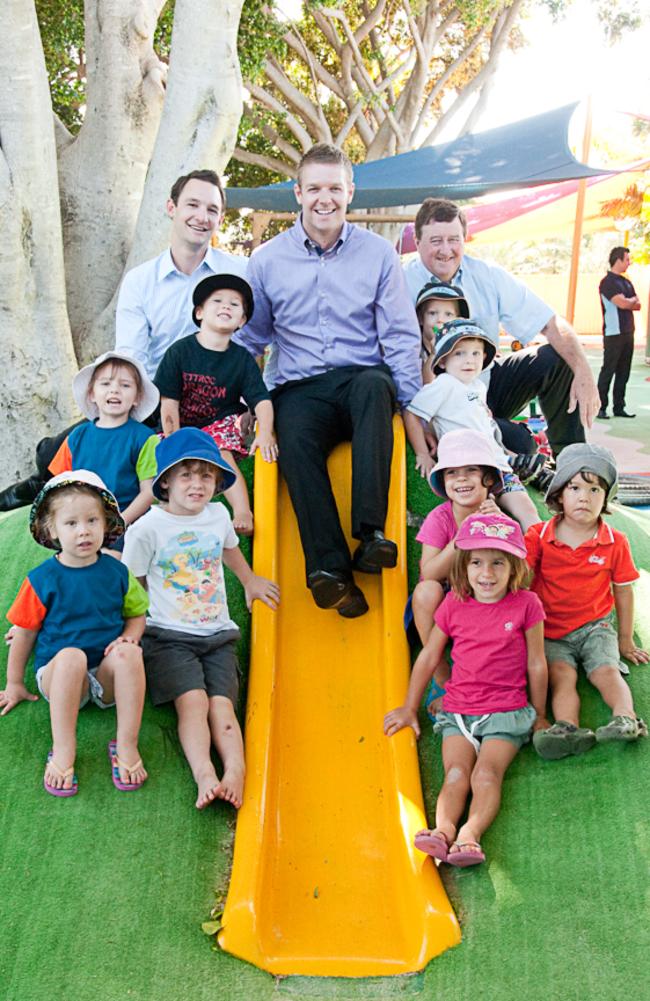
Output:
top-left (155, 274), bottom-right (277, 536)
top-left (407, 428), bottom-right (501, 648)
top-left (1, 471), bottom-right (149, 796)
top-left (122, 428), bottom-right (280, 810)
top-left (49, 351), bottom-right (160, 533)
top-left (403, 318), bottom-right (540, 531)
top-left (527, 443), bottom-right (648, 759)
top-left (385, 512), bottom-right (548, 867)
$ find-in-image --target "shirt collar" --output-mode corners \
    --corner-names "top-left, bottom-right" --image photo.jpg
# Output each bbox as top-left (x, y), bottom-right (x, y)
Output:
top-left (293, 214), bottom-right (350, 256)
top-left (416, 255), bottom-right (463, 287)
top-left (156, 246), bottom-right (214, 282)
top-left (544, 515), bottom-right (613, 547)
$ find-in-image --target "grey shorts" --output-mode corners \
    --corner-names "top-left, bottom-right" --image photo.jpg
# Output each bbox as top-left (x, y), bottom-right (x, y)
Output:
top-left (35, 663), bottom-right (114, 710)
top-left (433, 704), bottom-right (536, 749)
top-left (544, 615), bottom-right (628, 677)
top-left (141, 625), bottom-right (241, 706)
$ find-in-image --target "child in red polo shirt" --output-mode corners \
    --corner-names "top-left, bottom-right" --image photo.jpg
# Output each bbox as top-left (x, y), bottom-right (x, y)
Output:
top-left (526, 443), bottom-right (648, 760)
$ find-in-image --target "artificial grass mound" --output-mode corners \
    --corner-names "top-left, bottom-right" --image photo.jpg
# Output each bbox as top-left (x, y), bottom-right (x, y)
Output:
top-left (1, 455), bottom-right (649, 1001)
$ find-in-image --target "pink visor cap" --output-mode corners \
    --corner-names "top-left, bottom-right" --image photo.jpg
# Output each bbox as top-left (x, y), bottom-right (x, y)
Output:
top-left (430, 429), bottom-right (507, 497)
top-left (454, 512), bottom-right (526, 559)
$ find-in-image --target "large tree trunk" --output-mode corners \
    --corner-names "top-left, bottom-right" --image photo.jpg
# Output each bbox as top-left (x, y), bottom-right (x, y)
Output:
top-left (0, 0), bottom-right (77, 481)
top-left (91, 0), bottom-right (246, 351)
top-left (58, 0), bottom-right (167, 364)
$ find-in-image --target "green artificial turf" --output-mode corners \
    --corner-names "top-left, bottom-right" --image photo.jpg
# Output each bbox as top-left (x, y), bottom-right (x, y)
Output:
top-left (2, 455), bottom-right (649, 1001)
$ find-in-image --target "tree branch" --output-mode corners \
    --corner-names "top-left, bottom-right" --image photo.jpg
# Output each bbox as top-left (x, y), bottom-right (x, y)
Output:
top-left (233, 146), bottom-right (296, 178)
top-left (248, 82), bottom-right (313, 150)
top-left (264, 57), bottom-right (326, 137)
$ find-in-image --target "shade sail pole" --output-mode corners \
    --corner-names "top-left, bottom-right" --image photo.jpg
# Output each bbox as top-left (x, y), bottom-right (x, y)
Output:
top-left (566, 97), bottom-right (593, 324)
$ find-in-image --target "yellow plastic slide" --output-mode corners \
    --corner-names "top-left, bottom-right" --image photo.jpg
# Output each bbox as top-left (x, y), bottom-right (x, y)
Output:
top-left (219, 418), bottom-right (460, 976)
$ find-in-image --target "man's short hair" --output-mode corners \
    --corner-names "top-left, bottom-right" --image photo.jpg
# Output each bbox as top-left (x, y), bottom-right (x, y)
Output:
top-left (297, 143), bottom-right (354, 185)
top-left (170, 170), bottom-right (226, 210)
top-left (414, 198), bottom-right (467, 240)
top-left (609, 246), bottom-right (629, 268)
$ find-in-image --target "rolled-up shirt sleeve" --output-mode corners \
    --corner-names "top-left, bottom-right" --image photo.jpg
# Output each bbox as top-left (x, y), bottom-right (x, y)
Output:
top-left (374, 248), bottom-right (422, 407)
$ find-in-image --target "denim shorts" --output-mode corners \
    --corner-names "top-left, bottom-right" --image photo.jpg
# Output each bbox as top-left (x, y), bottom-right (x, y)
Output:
top-left (141, 625), bottom-right (241, 706)
top-left (433, 704), bottom-right (536, 749)
top-left (35, 663), bottom-right (114, 709)
top-left (544, 615), bottom-right (628, 677)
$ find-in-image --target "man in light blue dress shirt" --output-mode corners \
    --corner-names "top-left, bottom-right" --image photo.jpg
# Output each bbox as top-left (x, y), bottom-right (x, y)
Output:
top-left (403, 199), bottom-right (600, 456)
top-left (115, 169), bottom-right (248, 378)
top-left (237, 144), bottom-right (422, 618)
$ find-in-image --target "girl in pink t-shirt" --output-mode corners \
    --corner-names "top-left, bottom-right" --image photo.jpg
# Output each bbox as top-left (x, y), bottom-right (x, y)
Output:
top-left (410, 428), bottom-right (502, 647)
top-left (386, 513), bottom-right (548, 868)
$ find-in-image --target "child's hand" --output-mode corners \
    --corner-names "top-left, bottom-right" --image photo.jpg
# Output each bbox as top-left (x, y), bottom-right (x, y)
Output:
top-left (619, 640), bottom-right (650, 666)
top-left (245, 575), bottom-right (280, 612)
top-left (414, 451), bottom-right (434, 478)
top-left (478, 496), bottom-right (500, 515)
top-left (104, 635), bottom-right (140, 657)
top-left (249, 430), bottom-right (279, 463)
top-left (0, 682), bottom-right (39, 716)
top-left (423, 428), bottom-right (438, 458)
top-left (384, 706), bottom-right (420, 738)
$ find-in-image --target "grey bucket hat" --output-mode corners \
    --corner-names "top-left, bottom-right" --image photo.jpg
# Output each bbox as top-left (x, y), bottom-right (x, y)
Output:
top-left (432, 318), bottom-right (497, 375)
top-left (544, 443), bottom-right (618, 502)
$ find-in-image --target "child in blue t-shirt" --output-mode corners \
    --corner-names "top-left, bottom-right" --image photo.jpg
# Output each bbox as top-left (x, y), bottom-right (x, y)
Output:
top-left (1, 471), bottom-right (149, 797)
top-left (49, 351), bottom-right (160, 531)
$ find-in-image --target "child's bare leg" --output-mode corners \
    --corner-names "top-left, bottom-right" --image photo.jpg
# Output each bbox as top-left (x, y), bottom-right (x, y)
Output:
top-left (175, 689), bottom-right (222, 808)
top-left (454, 738), bottom-right (518, 851)
top-left (221, 449), bottom-right (253, 535)
top-left (549, 659), bottom-right (581, 725)
top-left (432, 735), bottom-right (476, 845)
top-left (40, 648), bottom-right (88, 790)
top-left (589, 664), bottom-right (635, 718)
top-left (412, 580), bottom-right (445, 646)
top-left (208, 696), bottom-right (245, 809)
top-left (497, 490), bottom-right (539, 532)
top-left (97, 644), bottom-right (147, 785)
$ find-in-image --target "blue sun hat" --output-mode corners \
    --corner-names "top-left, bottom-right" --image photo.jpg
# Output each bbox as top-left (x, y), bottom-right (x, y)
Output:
top-left (152, 428), bottom-right (237, 500)
top-left (30, 470), bottom-right (125, 550)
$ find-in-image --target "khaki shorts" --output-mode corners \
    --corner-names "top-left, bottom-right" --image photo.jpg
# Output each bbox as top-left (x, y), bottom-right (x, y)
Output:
top-left (544, 615), bottom-right (628, 677)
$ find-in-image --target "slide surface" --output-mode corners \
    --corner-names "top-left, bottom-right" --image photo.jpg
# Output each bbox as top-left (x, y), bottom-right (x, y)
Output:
top-left (219, 419), bottom-right (460, 976)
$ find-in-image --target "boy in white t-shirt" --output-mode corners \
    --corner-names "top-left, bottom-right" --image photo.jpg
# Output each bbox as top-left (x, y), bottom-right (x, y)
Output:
top-left (122, 428), bottom-right (279, 810)
top-left (403, 319), bottom-right (540, 530)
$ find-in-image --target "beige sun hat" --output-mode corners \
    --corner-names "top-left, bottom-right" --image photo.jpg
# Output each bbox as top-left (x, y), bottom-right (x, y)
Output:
top-left (73, 351), bottom-right (160, 422)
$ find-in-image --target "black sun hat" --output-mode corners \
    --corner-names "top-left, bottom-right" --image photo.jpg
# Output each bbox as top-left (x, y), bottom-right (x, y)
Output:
top-left (192, 274), bottom-right (254, 327)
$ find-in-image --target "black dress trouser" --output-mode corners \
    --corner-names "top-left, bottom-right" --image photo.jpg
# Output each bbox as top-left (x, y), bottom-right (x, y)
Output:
top-left (272, 364), bottom-right (396, 579)
top-left (487, 343), bottom-right (583, 457)
top-left (597, 333), bottom-right (634, 413)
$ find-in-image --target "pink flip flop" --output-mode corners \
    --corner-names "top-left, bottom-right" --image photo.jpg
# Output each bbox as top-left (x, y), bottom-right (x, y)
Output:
top-left (107, 740), bottom-right (146, 792)
top-left (446, 841), bottom-right (486, 867)
top-left (44, 750), bottom-right (78, 797)
top-left (414, 829), bottom-right (450, 861)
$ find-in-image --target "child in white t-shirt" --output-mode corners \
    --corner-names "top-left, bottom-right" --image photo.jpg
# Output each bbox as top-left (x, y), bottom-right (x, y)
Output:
top-left (122, 428), bottom-right (279, 810)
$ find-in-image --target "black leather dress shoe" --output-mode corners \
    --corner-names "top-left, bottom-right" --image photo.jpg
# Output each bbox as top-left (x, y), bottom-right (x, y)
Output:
top-left (596, 409), bottom-right (609, 420)
top-left (307, 570), bottom-right (368, 617)
top-left (613, 410), bottom-right (636, 418)
top-left (0, 474), bottom-right (46, 512)
top-left (352, 531), bottom-right (398, 574)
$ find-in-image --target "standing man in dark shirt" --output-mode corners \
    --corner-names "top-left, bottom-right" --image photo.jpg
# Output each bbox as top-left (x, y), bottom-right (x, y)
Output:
top-left (596, 246), bottom-right (641, 420)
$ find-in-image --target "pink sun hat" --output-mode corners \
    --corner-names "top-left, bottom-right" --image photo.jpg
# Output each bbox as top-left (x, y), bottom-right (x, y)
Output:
top-left (454, 512), bottom-right (526, 559)
top-left (430, 428), bottom-right (508, 497)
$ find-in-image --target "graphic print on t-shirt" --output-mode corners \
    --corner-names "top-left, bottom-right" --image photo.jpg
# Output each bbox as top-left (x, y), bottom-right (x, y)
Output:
top-left (158, 529), bottom-right (227, 626)
top-left (180, 373), bottom-right (227, 426)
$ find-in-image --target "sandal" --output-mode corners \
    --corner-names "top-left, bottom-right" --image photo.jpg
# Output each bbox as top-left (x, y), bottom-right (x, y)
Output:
top-left (447, 841), bottom-right (486, 867)
top-left (108, 740), bottom-right (146, 791)
top-left (44, 750), bottom-right (78, 798)
top-left (596, 715), bottom-right (648, 743)
top-left (414, 828), bottom-right (450, 861)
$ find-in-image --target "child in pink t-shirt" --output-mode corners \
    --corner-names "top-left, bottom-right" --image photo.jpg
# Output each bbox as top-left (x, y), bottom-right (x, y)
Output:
top-left (409, 428), bottom-right (502, 647)
top-left (386, 513), bottom-right (548, 868)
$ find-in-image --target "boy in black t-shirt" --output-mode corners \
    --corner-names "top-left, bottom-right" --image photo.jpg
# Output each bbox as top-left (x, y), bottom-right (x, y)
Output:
top-left (155, 274), bottom-right (277, 534)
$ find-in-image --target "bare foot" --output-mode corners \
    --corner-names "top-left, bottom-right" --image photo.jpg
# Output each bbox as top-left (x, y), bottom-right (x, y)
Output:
top-left (232, 509), bottom-right (254, 536)
top-left (196, 770), bottom-right (221, 810)
top-left (216, 764), bottom-right (245, 809)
